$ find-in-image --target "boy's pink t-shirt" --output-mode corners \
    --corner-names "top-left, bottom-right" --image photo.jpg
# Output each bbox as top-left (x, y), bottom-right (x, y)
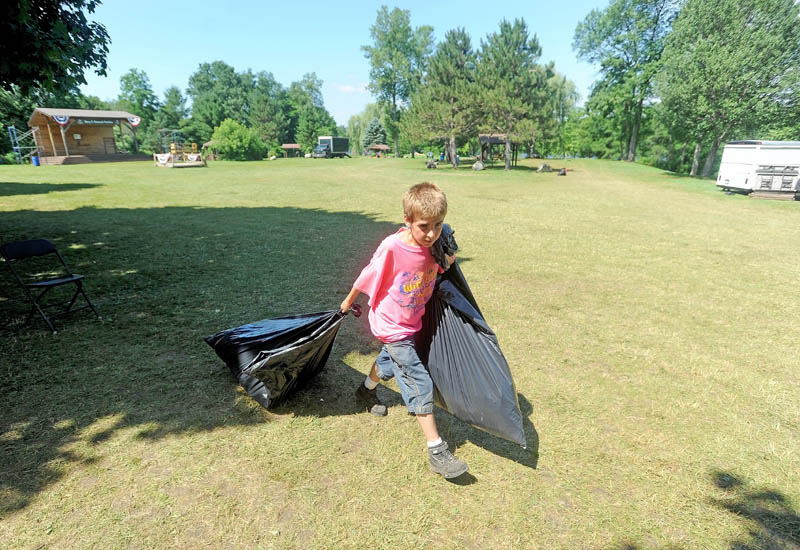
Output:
top-left (354, 228), bottom-right (443, 343)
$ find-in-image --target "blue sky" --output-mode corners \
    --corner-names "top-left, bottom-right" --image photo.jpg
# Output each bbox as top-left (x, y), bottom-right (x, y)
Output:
top-left (81, 0), bottom-right (608, 125)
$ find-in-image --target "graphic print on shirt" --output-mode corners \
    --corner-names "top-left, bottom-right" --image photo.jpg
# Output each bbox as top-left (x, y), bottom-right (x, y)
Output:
top-left (390, 268), bottom-right (438, 312)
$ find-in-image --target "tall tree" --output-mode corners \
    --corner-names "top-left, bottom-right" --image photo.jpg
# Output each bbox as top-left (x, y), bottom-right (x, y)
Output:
top-left (362, 6), bottom-right (433, 157)
top-left (402, 28), bottom-right (479, 167)
top-left (287, 73), bottom-right (326, 143)
top-left (477, 18), bottom-right (544, 170)
top-left (1, 0), bottom-right (110, 94)
top-left (656, 0), bottom-right (800, 176)
top-left (248, 71), bottom-right (290, 153)
top-left (347, 103), bottom-right (383, 155)
top-left (154, 86), bottom-right (188, 131)
top-left (544, 71), bottom-right (580, 158)
top-left (187, 61), bottom-right (252, 132)
top-left (362, 117), bottom-right (387, 149)
top-left (574, 0), bottom-right (677, 161)
top-left (286, 73), bottom-right (336, 149)
top-left (296, 103), bottom-right (335, 152)
top-left (118, 69), bottom-right (160, 123)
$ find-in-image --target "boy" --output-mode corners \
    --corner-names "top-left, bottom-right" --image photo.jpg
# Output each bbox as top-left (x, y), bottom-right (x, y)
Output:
top-left (339, 182), bottom-right (468, 479)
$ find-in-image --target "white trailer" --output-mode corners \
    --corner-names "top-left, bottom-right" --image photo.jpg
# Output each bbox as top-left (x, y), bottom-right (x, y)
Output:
top-left (716, 141), bottom-right (800, 199)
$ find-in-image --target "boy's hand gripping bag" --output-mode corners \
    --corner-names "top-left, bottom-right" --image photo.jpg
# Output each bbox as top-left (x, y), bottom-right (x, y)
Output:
top-left (205, 306), bottom-right (359, 409)
top-left (419, 226), bottom-right (527, 447)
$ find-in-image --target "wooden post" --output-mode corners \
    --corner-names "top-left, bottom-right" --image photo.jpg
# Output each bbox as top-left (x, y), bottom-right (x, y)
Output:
top-left (59, 125), bottom-right (70, 157)
top-left (47, 123), bottom-right (57, 156)
top-left (132, 126), bottom-right (138, 154)
top-left (32, 126), bottom-right (41, 156)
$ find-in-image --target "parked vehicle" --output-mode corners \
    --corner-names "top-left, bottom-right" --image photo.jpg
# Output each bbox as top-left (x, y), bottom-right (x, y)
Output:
top-left (717, 141), bottom-right (800, 198)
top-left (312, 136), bottom-right (350, 158)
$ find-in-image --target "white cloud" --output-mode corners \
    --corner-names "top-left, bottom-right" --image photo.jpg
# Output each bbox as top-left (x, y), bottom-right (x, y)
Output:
top-left (335, 83), bottom-right (368, 94)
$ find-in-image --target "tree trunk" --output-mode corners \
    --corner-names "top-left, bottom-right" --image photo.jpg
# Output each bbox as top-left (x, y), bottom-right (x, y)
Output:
top-left (392, 99), bottom-right (399, 158)
top-left (504, 139), bottom-right (511, 171)
top-left (701, 136), bottom-right (722, 178)
top-left (690, 142), bottom-right (701, 176)
top-left (449, 136), bottom-right (457, 168)
top-left (678, 142), bottom-right (687, 172)
top-left (626, 98), bottom-right (644, 162)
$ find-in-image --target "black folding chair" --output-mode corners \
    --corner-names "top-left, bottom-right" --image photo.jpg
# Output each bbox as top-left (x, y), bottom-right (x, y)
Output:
top-left (1, 238), bottom-right (100, 333)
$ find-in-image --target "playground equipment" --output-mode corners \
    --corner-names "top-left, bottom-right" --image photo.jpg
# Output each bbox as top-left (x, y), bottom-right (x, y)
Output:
top-left (7, 125), bottom-right (41, 164)
top-left (153, 129), bottom-right (205, 168)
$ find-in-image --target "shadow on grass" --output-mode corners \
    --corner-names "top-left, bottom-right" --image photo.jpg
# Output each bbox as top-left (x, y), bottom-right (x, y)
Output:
top-left (604, 471), bottom-right (799, 550)
top-left (0, 182), bottom-right (102, 196)
top-left (0, 203), bottom-right (534, 515)
top-left (710, 470), bottom-right (800, 550)
top-left (0, 204), bottom-right (397, 518)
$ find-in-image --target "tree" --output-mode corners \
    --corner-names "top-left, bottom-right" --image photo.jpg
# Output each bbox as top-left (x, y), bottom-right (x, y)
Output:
top-left (296, 103), bottom-right (335, 153)
top-left (210, 119), bottom-right (265, 161)
top-left (477, 18), bottom-right (544, 170)
top-left (187, 61), bottom-right (252, 132)
top-left (248, 71), bottom-right (290, 154)
top-left (0, 0), bottom-right (110, 94)
top-left (574, 0), bottom-right (677, 162)
top-left (286, 73), bottom-right (331, 146)
top-left (402, 28), bottom-right (480, 167)
top-left (347, 103), bottom-right (383, 155)
top-left (154, 86), bottom-right (188, 131)
top-left (542, 71), bottom-right (579, 158)
top-left (656, 0), bottom-right (800, 176)
top-left (362, 6), bottom-right (433, 157)
top-left (114, 69), bottom-right (160, 153)
top-left (362, 117), bottom-right (387, 149)
top-left (118, 69), bottom-right (160, 123)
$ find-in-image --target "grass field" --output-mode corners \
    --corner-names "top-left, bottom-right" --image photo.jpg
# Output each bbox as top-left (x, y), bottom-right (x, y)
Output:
top-left (1, 157), bottom-right (798, 550)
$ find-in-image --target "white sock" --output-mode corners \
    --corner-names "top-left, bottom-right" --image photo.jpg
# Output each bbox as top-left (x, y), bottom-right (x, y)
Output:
top-left (364, 376), bottom-right (379, 390)
top-left (427, 438), bottom-right (443, 448)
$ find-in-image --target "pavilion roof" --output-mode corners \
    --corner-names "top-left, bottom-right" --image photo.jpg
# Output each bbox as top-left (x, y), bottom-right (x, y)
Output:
top-left (478, 133), bottom-right (518, 145)
top-left (29, 107), bottom-right (139, 126)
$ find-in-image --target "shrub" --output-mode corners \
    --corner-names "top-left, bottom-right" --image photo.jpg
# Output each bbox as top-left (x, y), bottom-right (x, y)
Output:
top-left (211, 119), bottom-right (266, 161)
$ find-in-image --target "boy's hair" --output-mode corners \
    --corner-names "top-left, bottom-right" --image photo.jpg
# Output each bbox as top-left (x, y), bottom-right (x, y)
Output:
top-left (403, 182), bottom-right (447, 221)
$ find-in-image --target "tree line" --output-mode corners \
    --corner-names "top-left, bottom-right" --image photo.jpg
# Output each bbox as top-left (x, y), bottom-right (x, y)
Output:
top-left (2, 0), bottom-right (799, 174)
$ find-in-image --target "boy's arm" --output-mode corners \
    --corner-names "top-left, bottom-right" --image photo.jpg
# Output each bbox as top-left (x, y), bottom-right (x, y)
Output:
top-left (340, 287), bottom-right (361, 313)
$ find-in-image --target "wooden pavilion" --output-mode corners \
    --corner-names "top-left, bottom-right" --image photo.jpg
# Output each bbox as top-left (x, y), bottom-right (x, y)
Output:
top-left (27, 108), bottom-right (149, 165)
top-left (281, 144), bottom-right (301, 157)
top-left (479, 133), bottom-right (519, 167)
top-left (368, 143), bottom-right (390, 157)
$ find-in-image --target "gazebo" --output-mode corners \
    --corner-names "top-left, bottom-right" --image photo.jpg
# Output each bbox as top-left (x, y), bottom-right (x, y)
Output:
top-left (27, 108), bottom-right (149, 165)
top-left (368, 143), bottom-right (390, 157)
top-left (479, 133), bottom-right (519, 167)
top-left (281, 143), bottom-right (300, 157)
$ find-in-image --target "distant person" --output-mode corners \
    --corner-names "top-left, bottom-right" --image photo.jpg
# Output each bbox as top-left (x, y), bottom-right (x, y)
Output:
top-left (339, 182), bottom-right (468, 479)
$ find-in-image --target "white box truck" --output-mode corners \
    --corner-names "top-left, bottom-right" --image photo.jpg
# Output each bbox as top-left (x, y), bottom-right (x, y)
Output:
top-left (312, 136), bottom-right (350, 158)
top-left (716, 140), bottom-right (800, 198)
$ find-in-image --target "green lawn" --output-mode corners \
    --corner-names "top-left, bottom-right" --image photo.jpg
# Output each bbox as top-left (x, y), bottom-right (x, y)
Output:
top-left (1, 157), bottom-right (798, 550)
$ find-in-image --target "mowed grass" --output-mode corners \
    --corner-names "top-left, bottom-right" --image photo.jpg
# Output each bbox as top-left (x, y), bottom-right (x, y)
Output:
top-left (0, 157), bottom-right (798, 550)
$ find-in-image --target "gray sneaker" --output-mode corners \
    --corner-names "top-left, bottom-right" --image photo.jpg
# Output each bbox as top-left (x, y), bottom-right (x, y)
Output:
top-left (355, 384), bottom-right (387, 416)
top-left (428, 441), bottom-right (469, 479)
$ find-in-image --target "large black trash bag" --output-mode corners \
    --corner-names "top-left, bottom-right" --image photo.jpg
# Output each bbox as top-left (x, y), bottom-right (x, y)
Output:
top-left (205, 307), bottom-right (359, 409)
top-left (417, 260), bottom-right (527, 448)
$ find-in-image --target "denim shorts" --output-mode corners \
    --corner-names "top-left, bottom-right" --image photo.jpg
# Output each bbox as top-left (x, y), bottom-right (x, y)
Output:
top-left (375, 337), bottom-right (434, 415)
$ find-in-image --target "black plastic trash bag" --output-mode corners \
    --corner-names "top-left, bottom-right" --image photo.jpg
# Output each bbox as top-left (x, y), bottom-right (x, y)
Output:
top-left (416, 260), bottom-right (527, 448)
top-left (205, 306), bottom-right (359, 409)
